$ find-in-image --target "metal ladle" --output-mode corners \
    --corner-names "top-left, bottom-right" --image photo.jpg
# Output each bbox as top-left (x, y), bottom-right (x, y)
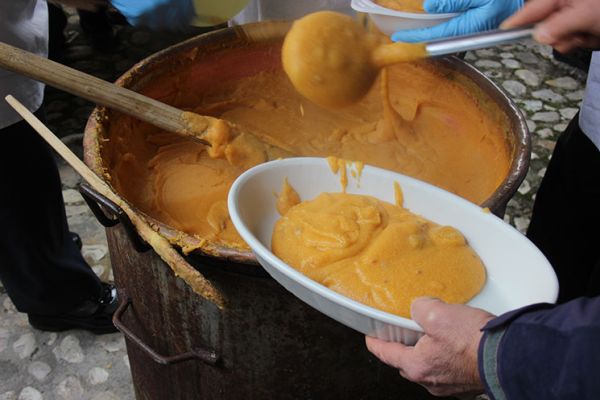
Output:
top-left (424, 26), bottom-right (533, 57)
top-left (282, 11), bottom-right (532, 108)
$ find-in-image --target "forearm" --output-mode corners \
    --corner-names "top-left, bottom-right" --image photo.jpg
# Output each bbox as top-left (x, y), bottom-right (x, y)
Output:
top-left (479, 297), bottom-right (600, 399)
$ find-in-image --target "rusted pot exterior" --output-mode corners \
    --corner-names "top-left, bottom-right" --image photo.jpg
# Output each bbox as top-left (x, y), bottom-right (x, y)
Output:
top-left (82, 21), bottom-right (530, 400)
top-left (100, 220), bottom-right (439, 399)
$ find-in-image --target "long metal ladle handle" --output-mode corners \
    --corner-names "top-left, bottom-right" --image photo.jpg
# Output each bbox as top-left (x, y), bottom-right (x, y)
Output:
top-left (426, 26), bottom-right (534, 57)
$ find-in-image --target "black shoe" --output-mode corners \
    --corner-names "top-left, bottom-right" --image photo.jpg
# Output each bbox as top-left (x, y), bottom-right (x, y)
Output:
top-left (28, 283), bottom-right (119, 334)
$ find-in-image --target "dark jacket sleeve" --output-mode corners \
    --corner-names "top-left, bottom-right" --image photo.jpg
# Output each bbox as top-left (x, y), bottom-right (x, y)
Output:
top-left (478, 296), bottom-right (600, 400)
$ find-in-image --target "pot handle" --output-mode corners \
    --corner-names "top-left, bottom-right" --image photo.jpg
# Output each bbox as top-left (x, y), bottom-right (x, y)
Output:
top-left (79, 182), bottom-right (151, 253)
top-left (114, 292), bottom-right (220, 366)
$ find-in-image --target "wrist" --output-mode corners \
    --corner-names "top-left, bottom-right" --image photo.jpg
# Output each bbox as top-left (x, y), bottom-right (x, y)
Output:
top-left (478, 327), bottom-right (508, 399)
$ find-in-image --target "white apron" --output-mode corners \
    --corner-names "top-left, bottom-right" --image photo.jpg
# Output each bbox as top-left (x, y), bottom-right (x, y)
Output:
top-left (0, 0), bottom-right (48, 129)
top-left (579, 52), bottom-right (600, 151)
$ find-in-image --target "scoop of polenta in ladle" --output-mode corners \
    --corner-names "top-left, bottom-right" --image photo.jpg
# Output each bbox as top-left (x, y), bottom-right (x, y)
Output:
top-left (282, 11), bottom-right (427, 108)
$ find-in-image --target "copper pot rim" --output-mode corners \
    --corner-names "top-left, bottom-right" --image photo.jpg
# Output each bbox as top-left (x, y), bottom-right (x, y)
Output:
top-left (83, 22), bottom-right (530, 267)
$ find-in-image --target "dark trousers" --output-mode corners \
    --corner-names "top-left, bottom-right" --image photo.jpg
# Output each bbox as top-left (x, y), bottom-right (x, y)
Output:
top-left (527, 115), bottom-right (600, 303)
top-left (0, 109), bottom-right (102, 315)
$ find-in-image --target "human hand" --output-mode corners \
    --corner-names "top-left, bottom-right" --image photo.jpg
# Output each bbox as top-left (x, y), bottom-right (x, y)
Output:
top-left (365, 297), bottom-right (495, 397)
top-left (110, 0), bottom-right (195, 29)
top-left (502, 0), bottom-right (600, 53)
top-left (391, 0), bottom-right (523, 42)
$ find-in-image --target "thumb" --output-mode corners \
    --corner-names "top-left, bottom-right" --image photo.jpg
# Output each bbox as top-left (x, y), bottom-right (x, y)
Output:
top-left (365, 336), bottom-right (415, 369)
top-left (410, 297), bottom-right (448, 335)
top-left (424, 0), bottom-right (488, 14)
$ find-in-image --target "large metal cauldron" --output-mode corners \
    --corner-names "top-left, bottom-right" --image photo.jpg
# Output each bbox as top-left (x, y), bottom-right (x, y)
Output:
top-left (83, 22), bottom-right (529, 400)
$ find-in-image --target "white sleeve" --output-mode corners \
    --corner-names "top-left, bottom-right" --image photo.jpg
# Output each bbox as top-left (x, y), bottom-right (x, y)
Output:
top-left (0, 0), bottom-right (48, 128)
top-left (579, 52), bottom-right (600, 151)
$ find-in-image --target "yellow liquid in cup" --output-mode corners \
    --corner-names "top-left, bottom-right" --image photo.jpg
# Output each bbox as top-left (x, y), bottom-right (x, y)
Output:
top-left (191, 0), bottom-right (250, 26)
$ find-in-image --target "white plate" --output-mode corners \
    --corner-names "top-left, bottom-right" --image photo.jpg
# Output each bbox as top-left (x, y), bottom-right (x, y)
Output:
top-left (351, 0), bottom-right (458, 36)
top-left (228, 157), bottom-right (558, 344)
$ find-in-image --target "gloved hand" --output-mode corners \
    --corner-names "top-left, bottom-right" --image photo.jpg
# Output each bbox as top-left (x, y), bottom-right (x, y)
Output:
top-left (391, 0), bottom-right (524, 42)
top-left (110, 0), bottom-right (249, 30)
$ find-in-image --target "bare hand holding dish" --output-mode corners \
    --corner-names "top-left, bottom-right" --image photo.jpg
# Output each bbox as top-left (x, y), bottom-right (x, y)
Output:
top-left (228, 158), bottom-right (558, 344)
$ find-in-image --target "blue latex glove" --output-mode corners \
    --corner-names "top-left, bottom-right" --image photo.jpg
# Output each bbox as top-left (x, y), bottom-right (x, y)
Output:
top-left (111, 0), bottom-right (249, 30)
top-left (391, 0), bottom-right (524, 42)
top-left (111, 0), bottom-right (195, 29)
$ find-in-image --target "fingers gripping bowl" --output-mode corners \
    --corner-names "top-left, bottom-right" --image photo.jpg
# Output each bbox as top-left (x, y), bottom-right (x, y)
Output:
top-left (228, 157), bottom-right (558, 344)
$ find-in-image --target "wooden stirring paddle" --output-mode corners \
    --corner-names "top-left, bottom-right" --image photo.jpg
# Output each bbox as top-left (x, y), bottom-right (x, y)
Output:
top-left (0, 41), bottom-right (294, 167)
top-left (0, 41), bottom-right (219, 146)
top-left (4, 94), bottom-right (225, 309)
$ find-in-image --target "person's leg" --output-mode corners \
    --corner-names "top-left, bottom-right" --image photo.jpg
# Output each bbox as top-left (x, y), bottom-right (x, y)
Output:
top-left (0, 109), bottom-right (108, 317)
top-left (527, 115), bottom-right (600, 303)
top-left (48, 3), bottom-right (68, 62)
top-left (77, 6), bottom-right (116, 51)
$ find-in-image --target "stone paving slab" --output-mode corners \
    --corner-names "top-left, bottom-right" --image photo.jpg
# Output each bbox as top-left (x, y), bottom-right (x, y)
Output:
top-left (0, 8), bottom-right (588, 400)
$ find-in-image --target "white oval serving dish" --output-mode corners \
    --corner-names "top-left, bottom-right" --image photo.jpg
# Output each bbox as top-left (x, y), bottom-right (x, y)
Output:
top-left (228, 157), bottom-right (558, 344)
top-left (351, 0), bottom-right (458, 36)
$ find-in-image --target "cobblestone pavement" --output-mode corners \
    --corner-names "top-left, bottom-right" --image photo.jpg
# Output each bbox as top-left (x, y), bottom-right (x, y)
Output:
top-left (0, 9), bottom-right (588, 400)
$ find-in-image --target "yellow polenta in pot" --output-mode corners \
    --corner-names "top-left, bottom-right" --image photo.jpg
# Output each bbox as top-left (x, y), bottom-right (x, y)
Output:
top-left (108, 60), bottom-right (511, 252)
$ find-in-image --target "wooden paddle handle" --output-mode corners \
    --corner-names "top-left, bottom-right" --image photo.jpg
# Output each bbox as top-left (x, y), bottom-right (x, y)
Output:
top-left (0, 41), bottom-right (206, 140)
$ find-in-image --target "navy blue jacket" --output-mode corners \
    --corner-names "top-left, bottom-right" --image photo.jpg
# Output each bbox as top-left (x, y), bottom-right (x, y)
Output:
top-left (478, 297), bottom-right (600, 399)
